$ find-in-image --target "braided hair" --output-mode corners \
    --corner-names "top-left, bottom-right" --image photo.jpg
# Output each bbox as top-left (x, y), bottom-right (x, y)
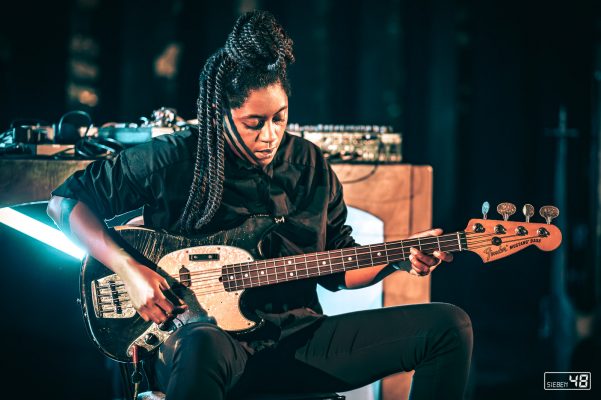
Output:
top-left (177, 10), bottom-right (295, 233)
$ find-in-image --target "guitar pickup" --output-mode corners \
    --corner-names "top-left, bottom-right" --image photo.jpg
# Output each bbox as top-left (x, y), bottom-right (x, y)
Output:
top-left (189, 253), bottom-right (219, 261)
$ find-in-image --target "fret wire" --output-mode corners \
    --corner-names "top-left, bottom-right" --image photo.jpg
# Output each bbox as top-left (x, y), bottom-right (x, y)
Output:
top-left (400, 240), bottom-right (406, 261)
top-left (258, 260), bottom-right (266, 284)
top-left (248, 263), bottom-right (255, 287)
top-left (268, 259), bottom-right (275, 284)
top-left (249, 261), bottom-right (257, 287)
top-left (259, 261), bottom-right (266, 286)
top-left (302, 254), bottom-right (312, 278)
top-left (315, 253), bottom-right (322, 274)
top-left (384, 242), bottom-right (390, 264)
top-left (265, 259), bottom-right (272, 284)
top-left (248, 262), bottom-right (256, 288)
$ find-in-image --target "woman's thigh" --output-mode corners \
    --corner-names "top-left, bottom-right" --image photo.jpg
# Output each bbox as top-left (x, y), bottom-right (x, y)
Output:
top-left (230, 302), bottom-right (472, 396)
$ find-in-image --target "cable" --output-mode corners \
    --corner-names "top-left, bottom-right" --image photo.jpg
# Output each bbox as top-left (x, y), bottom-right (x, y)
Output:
top-left (57, 110), bottom-right (93, 141)
top-left (52, 110), bottom-right (125, 160)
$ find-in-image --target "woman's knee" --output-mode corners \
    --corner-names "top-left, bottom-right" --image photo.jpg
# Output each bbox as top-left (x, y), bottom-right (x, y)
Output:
top-left (430, 303), bottom-right (473, 347)
top-left (166, 323), bottom-right (237, 361)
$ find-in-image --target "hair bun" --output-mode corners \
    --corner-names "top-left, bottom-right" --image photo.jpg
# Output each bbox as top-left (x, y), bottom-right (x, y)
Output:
top-left (224, 10), bottom-right (294, 71)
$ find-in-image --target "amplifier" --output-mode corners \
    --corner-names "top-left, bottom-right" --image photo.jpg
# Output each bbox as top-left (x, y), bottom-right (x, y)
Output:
top-left (287, 124), bottom-right (402, 163)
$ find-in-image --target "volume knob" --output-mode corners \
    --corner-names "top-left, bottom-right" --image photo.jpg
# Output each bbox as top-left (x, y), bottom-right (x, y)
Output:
top-left (144, 333), bottom-right (159, 345)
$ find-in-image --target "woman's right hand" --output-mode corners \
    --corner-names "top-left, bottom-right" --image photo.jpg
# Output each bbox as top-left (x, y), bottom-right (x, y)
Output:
top-left (118, 259), bottom-right (187, 324)
top-left (46, 197), bottom-right (187, 324)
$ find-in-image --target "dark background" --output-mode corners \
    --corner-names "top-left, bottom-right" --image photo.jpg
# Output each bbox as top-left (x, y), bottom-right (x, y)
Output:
top-left (0, 0), bottom-right (599, 399)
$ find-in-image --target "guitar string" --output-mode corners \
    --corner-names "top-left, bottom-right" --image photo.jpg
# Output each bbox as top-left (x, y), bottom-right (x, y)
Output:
top-left (186, 232), bottom-right (520, 283)
top-left (94, 238), bottom-right (472, 302)
top-left (95, 237), bottom-right (464, 292)
top-left (190, 232), bottom-right (541, 289)
top-left (217, 234), bottom-right (536, 290)
top-left (95, 234), bottom-right (548, 307)
top-left (194, 230), bottom-right (521, 278)
top-left (95, 232), bottom-right (539, 295)
top-left (94, 240), bottom-right (463, 303)
top-left (94, 230), bottom-right (528, 290)
top-left (94, 231), bottom-right (547, 296)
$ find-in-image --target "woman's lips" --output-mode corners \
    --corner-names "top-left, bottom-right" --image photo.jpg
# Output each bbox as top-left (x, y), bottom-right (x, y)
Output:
top-left (254, 148), bottom-right (275, 158)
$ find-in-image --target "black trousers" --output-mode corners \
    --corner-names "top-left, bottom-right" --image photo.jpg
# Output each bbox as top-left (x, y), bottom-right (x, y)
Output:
top-left (154, 302), bottom-right (473, 400)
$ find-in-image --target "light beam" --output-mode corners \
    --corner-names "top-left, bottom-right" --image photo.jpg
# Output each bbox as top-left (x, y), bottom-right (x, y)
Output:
top-left (0, 207), bottom-right (85, 260)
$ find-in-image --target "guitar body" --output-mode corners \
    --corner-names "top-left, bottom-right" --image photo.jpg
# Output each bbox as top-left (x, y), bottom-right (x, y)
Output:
top-left (80, 216), bottom-right (279, 362)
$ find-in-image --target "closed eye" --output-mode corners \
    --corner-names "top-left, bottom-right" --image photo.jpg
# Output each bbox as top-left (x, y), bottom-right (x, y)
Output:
top-left (245, 120), bottom-right (265, 130)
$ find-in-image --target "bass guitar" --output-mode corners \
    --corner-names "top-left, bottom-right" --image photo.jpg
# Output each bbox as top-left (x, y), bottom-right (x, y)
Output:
top-left (80, 202), bottom-right (561, 362)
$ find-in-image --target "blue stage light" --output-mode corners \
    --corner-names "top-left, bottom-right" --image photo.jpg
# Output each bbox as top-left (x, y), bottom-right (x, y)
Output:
top-left (0, 207), bottom-right (85, 260)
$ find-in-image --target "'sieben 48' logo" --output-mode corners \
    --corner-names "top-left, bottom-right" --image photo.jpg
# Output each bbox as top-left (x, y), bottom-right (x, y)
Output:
top-left (544, 372), bottom-right (591, 390)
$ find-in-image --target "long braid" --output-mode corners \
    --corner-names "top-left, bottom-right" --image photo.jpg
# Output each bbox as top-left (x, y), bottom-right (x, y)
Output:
top-left (177, 51), bottom-right (230, 232)
top-left (177, 11), bottom-right (294, 233)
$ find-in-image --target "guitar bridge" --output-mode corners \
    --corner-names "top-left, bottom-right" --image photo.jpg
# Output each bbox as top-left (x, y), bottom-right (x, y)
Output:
top-left (92, 275), bottom-right (136, 318)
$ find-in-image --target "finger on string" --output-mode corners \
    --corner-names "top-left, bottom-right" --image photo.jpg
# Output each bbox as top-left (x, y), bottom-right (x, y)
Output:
top-left (410, 247), bottom-right (438, 266)
top-left (409, 254), bottom-right (429, 272)
top-left (433, 251), bottom-right (453, 262)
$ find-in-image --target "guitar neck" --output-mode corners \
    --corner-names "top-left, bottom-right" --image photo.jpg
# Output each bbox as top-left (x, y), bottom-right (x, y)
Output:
top-left (222, 231), bottom-right (468, 291)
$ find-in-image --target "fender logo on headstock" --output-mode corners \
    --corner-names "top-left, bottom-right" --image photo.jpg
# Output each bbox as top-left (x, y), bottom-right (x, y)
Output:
top-left (483, 245), bottom-right (508, 261)
top-left (483, 238), bottom-right (543, 261)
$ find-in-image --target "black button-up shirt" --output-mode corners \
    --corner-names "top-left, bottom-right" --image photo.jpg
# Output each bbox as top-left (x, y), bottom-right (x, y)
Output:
top-left (52, 128), bottom-right (357, 345)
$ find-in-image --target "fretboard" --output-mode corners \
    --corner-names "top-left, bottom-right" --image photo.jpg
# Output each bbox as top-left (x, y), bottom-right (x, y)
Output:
top-left (222, 231), bottom-right (468, 291)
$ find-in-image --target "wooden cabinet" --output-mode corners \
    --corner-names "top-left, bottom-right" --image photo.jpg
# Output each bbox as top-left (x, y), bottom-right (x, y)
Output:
top-left (332, 164), bottom-right (433, 400)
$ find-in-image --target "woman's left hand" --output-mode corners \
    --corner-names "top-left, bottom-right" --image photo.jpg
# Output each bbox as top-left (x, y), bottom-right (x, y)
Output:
top-left (407, 228), bottom-right (453, 276)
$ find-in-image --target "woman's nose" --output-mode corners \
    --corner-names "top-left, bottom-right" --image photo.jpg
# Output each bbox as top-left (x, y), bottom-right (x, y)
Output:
top-left (259, 121), bottom-right (278, 143)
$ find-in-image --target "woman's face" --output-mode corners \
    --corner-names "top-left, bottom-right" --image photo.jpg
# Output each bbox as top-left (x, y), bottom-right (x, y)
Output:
top-left (230, 82), bottom-right (288, 167)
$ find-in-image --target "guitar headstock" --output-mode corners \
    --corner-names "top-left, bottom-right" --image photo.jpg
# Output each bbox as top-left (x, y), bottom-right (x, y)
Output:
top-left (464, 202), bottom-right (562, 263)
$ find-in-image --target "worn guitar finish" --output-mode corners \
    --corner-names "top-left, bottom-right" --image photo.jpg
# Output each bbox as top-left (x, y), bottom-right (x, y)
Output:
top-left (80, 214), bottom-right (562, 362)
top-left (80, 216), bottom-right (279, 362)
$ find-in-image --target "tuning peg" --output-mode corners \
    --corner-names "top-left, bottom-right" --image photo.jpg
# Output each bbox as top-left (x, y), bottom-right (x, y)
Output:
top-left (539, 205), bottom-right (559, 224)
top-left (522, 204), bottom-right (535, 223)
top-left (481, 201), bottom-right (490, 219)
top-left (497, 202), bottom-right (516, 221)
